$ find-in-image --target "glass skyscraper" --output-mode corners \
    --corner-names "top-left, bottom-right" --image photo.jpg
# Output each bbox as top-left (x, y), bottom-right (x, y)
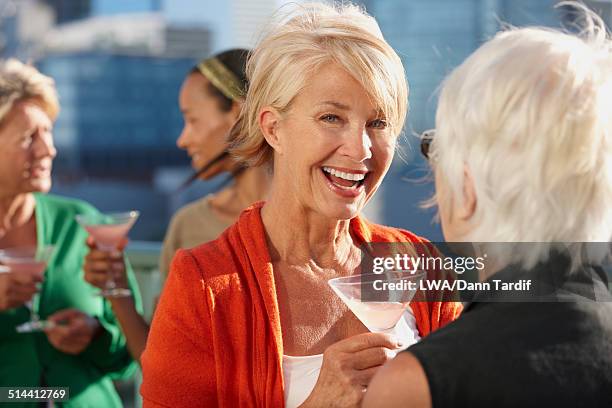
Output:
top-left (38, 53), bottom-right (194, 177)
top-left (43, 0), bottom-right (92, 24)
top-left (361, 0), bottom-right (562, 240)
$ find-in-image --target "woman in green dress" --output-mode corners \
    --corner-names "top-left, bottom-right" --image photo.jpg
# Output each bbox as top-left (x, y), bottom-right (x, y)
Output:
top-left (0, 59), bottom-right (141, 407)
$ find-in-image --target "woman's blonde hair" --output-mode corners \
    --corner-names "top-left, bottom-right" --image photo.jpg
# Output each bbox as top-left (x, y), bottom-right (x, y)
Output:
top-left (433, 2), bottom-right (612, 268)
top-left (230, 2), bottom-right (408, 166)
top-left (0, 59), bottom-right (59, 125)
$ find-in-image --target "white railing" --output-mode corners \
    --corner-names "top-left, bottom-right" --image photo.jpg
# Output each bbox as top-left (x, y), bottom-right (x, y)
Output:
top-left (119, 241), bottom-right (163, 408)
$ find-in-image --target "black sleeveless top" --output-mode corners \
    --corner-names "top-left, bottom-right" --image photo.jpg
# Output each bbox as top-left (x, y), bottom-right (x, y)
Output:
top-left (407, 255), bottom-right (612, 408)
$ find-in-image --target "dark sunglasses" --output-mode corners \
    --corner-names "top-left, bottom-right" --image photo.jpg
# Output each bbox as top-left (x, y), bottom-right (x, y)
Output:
top-left (420, 129), bottom-right (435, 160)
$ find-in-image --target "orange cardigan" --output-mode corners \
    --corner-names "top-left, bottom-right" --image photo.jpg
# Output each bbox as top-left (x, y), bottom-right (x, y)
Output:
top-left (141, 202), bottom-right (462, 407)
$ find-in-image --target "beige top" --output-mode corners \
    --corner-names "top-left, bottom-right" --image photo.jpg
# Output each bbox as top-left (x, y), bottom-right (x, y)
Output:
top-left (159, 195), bottom-right (233, 279)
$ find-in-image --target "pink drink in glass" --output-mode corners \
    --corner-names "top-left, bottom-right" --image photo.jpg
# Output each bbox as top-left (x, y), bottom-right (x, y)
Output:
top-left (83, 223), bottom-right (135, 251)
top-left (340, 300), bottom-right (407, 332)
top-left (0, 245), bottom-right (55, 333)
top-left (76, 211), bottom-right (139, 297)
top-left (328, 272), bottom-right (425, 334)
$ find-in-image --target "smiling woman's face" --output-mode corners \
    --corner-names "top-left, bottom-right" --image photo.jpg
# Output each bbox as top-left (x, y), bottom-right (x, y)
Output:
top-left (270, 63), bottom-right (396, 220)
top-left (176, 73), bottom-right (239, 178)
top-left (0, 100), bottom-right (56, 196)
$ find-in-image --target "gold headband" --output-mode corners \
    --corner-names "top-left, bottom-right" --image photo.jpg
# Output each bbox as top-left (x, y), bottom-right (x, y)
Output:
top-left (197, 57), bottom-right (244, 102)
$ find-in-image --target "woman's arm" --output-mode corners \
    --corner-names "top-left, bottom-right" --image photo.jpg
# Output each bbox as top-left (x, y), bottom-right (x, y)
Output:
top-left (107, 296), bottom-right (149, 361)
top-left (83, 238), bottom-right (147, 363)
top-left (79, 258), bottom-right (143, 377)
top-left (363, 352), bottom-right (432, 408)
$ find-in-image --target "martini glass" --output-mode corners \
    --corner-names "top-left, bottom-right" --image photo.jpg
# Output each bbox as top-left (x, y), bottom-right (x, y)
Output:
top-left (328, 271), bottom-right (425, 335)
top-left (0, 245), bottom-right (56, 333)
top-left (76, 211), bottom-right (139, 298)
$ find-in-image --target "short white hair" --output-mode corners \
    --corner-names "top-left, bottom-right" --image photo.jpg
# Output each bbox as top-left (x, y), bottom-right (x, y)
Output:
top-left (0, 59), bottom-right (59, 125)
top-left (432, 3), bottom-right (612, 268)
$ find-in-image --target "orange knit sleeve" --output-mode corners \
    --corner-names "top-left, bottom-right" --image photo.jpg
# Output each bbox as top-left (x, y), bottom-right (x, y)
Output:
top-left (404, 234), bottom-right (464, 336)
top-left (140, 249), bottom-right (217, 407)
top-left (419, 240), bottom-right (464, 330)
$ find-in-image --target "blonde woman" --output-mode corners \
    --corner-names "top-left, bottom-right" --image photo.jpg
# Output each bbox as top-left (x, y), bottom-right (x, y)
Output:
top-left (365, 4), bottom-right (612, 407)
top-left (0, 59), bottom-right (140, 407)
top-left (141, 3), bottom-right (462, 407)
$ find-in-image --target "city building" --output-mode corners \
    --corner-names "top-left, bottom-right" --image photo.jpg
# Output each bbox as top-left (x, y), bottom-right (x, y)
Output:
top-left (362, 0), bottom-right (563, 240)
top-left (0, 0), bottom-right (19, 57)
top-left (43, 0), bottom-right (91, 24)
top-left (3, 0), bottom-right (608, 241)
top-left (33, 11), bottom-right (210, 177)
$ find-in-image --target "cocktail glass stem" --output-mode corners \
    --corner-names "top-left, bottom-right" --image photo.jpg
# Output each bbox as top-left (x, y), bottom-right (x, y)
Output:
top-left (99, 244), bottom-right (119, 294)
top-left (25, 301), bottom-right (39, 323)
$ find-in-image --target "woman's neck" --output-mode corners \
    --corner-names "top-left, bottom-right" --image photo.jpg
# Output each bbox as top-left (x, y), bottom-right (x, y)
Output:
top-left (209, 166), bottom-right (271, 223)
top-left (233, 165), bottom-right (270, 207)
top-left (261, 193), bottom-right (359, 271)
top-left (0, 192), bottom-right (36, 241)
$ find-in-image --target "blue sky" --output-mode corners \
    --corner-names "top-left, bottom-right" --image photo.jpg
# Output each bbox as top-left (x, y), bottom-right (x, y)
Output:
top-left (93, 0), bottom-right (212, 24)
top-left (93, 0), bottom-right (158, 14)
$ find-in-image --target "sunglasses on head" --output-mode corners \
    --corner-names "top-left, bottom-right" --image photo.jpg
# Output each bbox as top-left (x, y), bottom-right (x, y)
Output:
top-left (420, 129), bottom-right (435, 160)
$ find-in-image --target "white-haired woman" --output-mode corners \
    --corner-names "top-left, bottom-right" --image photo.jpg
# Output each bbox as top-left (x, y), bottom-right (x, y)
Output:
top-left (141, 3), bottom-right (462, 407)
top-left (365, 4), bottom-right (612, 407)
top-left (0, 59), bottom-right (141, 407)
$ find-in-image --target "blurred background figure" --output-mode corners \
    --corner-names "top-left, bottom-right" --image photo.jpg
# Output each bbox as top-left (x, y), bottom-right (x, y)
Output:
top-left (0, 58), bottom-right (141, 407)
top-left (161, 48), bottom-right (270, 278)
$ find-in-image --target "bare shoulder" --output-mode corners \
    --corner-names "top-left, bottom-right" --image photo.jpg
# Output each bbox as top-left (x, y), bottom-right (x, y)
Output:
top-left (363, 352), bottom-right (432, 408)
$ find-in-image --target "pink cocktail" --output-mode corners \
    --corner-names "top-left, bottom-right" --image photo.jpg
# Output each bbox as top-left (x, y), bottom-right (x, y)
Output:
top-left (76, 211), bottom-right (139, 297)
top-left (328, 272), bottom-right (425, 334)
top-left (0, 245), bottom-right (55, 333)
top-left (82, 223), bottom-right (135, 251)
top-left (341, 300), bottom-right (407, 332)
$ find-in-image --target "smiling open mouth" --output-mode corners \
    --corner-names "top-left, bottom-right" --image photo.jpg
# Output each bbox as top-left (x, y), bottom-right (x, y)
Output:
top-left (321, 166), bottom-right (367, 190)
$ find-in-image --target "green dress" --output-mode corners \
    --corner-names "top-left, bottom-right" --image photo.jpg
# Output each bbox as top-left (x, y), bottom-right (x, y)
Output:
top-left (0, 193), bottom-right (142, 407)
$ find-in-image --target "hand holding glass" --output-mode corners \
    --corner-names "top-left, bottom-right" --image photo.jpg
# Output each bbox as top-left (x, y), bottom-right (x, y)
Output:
top-left (76, 211), bottom-right (139, 298)
top-left (328, 271), bottom-right (425, 334)
top-left (0, 245), bottom-right (55, 333)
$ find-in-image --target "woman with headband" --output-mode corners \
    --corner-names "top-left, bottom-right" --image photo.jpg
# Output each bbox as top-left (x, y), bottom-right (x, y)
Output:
top-left (81, 50), bottom-right (269, 362)
top-left (161, 48), bottom-right (271, 278)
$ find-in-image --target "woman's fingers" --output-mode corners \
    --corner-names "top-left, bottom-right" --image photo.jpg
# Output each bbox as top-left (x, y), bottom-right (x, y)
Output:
top-left (0, 272), bottom-right (44, 310)
top-left (10, 283), bottom-right (37, 299)
top-left (45, 309), bottom-right (98, 355)
top-left (83, 272), bottom-right (106, 287)
top-left (352, 346), bottom-right (395, 370)
top-left (8, 274), bottom-right (39, 299)
top-left (84, 245), bottom-right (127, 288)
top-left (85, 249), bottom-right (117, 262)
top-left (85, 259), bottom-right (112, 272)
top-left (10, 270), bottom-right (43, 285)
top-left (86, 236), bottom-right (129, 252)
top-left (333, 332), bottom-right (401, 353)
top-left (86, 236), bottom-right (96, 249)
